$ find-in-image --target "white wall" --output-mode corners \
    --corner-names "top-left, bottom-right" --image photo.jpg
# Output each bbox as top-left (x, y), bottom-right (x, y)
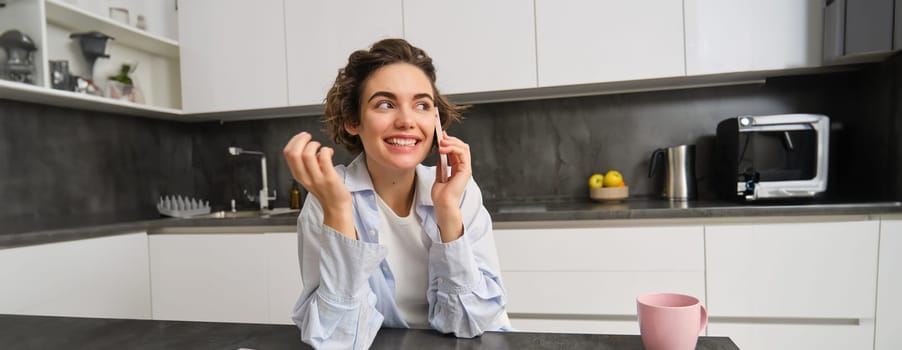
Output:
top-left (66, 0), bottom-right (178, 40)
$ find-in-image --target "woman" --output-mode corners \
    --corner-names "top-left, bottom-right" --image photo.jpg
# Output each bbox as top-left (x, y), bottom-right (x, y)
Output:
top-left (283, 38), bottom-right (510, 349)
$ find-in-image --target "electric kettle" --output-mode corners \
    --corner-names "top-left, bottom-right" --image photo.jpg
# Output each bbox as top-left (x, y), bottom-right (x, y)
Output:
top-left (648, 144), bottom-right (697, 201)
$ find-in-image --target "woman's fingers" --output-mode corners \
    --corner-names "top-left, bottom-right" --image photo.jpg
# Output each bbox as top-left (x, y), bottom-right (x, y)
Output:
top-left (439, 132), bottom-right (471, 177)
top-left (301, 140), bottom-right (324, 184)
top-left (283, 132), bottom-right (337, 191)
top-left (283, 132), bottom-right (313, 185)
top-left (284, 133), bottom-right (352, 218)
top-left (319, 147), bottom-right (339, 181)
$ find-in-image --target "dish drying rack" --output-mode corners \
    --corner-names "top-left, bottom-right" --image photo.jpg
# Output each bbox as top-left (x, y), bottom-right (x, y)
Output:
top-left (157, 195), bottom-right (211, 218)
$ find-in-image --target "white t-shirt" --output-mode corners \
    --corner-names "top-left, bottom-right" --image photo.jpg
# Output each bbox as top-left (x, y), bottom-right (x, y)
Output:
top-left (375, 194), bottom-right (431, 328)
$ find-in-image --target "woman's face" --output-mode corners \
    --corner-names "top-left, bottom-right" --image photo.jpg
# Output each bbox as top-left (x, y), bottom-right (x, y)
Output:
top-left (346, 63), bottom-right (437, 173)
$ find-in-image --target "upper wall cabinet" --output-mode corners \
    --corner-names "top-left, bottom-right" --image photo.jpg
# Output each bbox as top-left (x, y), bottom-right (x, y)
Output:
top-left (685, 0), bottom-right (823, 75)
top-left (178, 0), bottom-right (287, 113)
top-left (823, 0), bottom-right (896, 64)
top-left (404, 0), bottom-right (537, 95)
top-left (0, 0), bottom-right (182, 118)
top-left (284, 0), bottom-right (403, 106)
top-left (535, 0), bottom-right (685, 87)
top-left (896, 0), bottom-right (901, 50)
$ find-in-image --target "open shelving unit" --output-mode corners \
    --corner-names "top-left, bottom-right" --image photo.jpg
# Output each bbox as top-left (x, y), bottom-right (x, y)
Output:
top-left (0, 0), bottom-right (184, 119)
top-left (44, 0), bottom-right (179, 58)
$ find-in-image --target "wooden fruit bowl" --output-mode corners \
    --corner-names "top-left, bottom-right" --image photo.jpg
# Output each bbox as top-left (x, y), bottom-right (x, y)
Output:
top-left (590, 186), bottom-right (629, 202)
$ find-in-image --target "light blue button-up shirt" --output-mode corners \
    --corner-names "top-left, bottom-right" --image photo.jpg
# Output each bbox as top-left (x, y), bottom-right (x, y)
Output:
top-left (292, 154), bottom-right (510, 349)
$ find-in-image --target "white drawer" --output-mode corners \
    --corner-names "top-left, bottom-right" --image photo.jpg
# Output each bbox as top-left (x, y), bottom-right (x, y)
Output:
top-left (705, 221), bottom-right (879, 319)
top-left (708, 320), bottom-right (874, 350)
top-left (877, 220), bottom-right (902, 350)
top-left (503, 271), bottom-right (705, 315)
top-left (149, 234), bottom-right (269, 324)
top-left (0, 232), bottom-right (151, 319)
top-left (495, 226), bottom-right (704, 271)
top-left (510, 318), bottom-right (640, 335)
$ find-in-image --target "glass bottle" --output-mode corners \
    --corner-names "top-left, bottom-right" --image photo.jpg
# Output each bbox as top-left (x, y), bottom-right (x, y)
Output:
top-left (290, 181), bottom-right (301, 209)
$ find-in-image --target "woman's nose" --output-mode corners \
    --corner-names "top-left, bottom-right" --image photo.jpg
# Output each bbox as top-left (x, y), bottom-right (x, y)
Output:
top-left (394, 107), bottom-right (417, 128)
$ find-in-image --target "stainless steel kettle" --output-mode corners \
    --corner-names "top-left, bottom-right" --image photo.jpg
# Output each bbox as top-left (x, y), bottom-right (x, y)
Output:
top-left (648, 144), bottom-right (697, 201)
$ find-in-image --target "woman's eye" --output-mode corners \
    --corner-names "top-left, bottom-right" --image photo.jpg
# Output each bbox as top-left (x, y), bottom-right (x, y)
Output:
top-left (415, 102), bottom-right (431, 111)
top-left (376, 101), bottom-right (393, 109)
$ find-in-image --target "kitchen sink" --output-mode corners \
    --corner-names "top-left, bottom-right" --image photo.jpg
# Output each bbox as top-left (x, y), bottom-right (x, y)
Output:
top-left (191, 208), bottom-right (299, 219)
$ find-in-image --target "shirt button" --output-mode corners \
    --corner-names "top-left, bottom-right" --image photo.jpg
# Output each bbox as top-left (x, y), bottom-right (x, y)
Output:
top-left (382, 265), bottom-right (389, 272)
top-left (437, 277), bottom-right (444, 284)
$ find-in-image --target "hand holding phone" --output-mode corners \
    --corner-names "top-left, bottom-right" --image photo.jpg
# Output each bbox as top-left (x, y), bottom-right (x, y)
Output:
top-left (435, 108), bottom-right (449, 183)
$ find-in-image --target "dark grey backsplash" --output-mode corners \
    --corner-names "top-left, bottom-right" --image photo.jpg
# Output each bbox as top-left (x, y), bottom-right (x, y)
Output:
top-left (892, 54), bottom-right (902, 199)
top-left (456, 73), bottom-right (860, 202)
top-left (0, 100), bottom-right (195, 224)
top-left (196, 59), bottom-right (896, 205)
top-left (2, 52), bottom-right (900, 227)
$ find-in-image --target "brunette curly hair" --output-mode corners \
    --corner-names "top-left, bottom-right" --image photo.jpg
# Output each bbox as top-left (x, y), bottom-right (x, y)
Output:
top-left (323, 38), bottom-right (466, 154)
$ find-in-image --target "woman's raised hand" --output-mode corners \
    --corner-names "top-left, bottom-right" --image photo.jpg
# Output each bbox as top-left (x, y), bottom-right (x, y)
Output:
top-left (283, 132), bottom-right (356, 239)
top-left (431, 131), bottom-right (471, 242)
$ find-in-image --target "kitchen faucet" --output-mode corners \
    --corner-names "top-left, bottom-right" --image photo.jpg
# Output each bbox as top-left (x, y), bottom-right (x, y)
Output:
top-left (228, 146), bottom-right (276, 210)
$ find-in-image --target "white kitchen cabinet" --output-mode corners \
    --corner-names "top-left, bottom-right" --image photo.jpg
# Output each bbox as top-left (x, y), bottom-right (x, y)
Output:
top-left (707, 321), bottom-right (876, 350)
top-left (684, 0), bottom-right (823, 75)
top-left (264, 231), bottom-right (303, 325)
top-left (509, 319), bottom-right (640, 335)
top-left (284, 0), bottom-right (403, 106)
top-left (403, 0), bottom-right (537, 95)
top-left (149, 233), bottom-right (270, 324)
top-left (876, 219), bottom-right (902, 350)
top-left (0, 232), bottom-right (151, 319)
top-left (896, 0), bottom-right (902, 50)
top-left (705, 220), bottom-right (879, 350)
top-left (494, 225), bottom-right (705, 334)
top-left (149, 230), bottom-right (302, 325)
top-left (178, 0), bottom-right (287, 113)
top-left (534, 0), bottom-right (685, 87)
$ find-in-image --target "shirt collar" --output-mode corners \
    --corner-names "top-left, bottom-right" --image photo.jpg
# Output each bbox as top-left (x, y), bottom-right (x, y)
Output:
top-left (344, 153), bottom-right (436, 208)
top-left (344, 153), bottom-right (375, 193)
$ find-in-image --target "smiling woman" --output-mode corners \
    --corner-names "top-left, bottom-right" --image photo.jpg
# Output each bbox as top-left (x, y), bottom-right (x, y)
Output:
top-left (345, 63), bottom-right (438, 175)
top-left (282, 38), bottom-right (510, 349)
top-left (321, 39), bottom-right (466, 155)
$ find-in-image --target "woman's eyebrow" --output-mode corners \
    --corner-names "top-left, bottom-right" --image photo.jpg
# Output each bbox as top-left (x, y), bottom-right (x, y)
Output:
top-left (367, 91), bottom-right (435, 103)
top-left (367, 91), bottom-right (396, 102)
top-left (413, 93), bottom-right (434, 102)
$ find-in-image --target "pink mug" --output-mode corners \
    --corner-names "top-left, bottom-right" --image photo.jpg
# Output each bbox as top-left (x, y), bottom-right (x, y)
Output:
top-left (637, 293), bottom-right (708, 350)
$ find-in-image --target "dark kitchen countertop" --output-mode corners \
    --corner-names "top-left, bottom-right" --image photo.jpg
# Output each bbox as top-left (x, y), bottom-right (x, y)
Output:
top-left (486, 197), bottom-right (902, 221)
top-left (0, 314), bottom-right (740, 350)
top-left (2, 198), bottom-right (901, 249)
top-left (0, 211), bottom-right (300, 249)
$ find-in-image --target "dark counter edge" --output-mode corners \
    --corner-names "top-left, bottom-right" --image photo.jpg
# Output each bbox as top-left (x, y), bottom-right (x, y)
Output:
top-left (0, 314), bottom-right (740, 350)
top-left (3, 200), bottom-right (902, 249)
top-left (0, 215), bottom-right (299, 249)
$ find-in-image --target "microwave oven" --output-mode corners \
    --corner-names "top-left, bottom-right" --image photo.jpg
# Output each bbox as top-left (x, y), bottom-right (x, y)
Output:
top-left (715, 114), bottom-right (830, 201)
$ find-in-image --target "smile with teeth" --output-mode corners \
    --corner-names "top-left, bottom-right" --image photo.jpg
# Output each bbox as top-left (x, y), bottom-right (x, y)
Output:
top-left (386, 137), bottom-right (418, 146)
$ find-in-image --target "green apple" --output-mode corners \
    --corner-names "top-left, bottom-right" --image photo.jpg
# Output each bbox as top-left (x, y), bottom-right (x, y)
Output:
top-left (588, 173), bottom-right (604, 189)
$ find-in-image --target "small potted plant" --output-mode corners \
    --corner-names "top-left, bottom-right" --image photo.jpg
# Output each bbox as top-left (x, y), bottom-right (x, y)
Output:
top-left (106, 63), bottom-right (144, 103)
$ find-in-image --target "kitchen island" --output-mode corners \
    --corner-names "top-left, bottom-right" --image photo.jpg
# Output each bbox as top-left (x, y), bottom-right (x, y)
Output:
top-left (0, 314), bottom-right (739, 350)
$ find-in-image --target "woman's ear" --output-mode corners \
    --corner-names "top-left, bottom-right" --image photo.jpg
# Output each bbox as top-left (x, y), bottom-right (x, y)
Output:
top-left (344, 121), bottom-right (359, 136)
